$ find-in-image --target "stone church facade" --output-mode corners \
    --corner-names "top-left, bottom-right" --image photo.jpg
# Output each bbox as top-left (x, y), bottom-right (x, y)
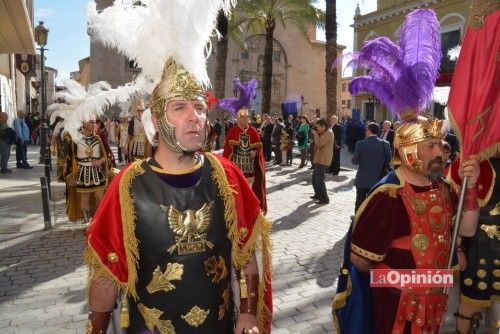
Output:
top-left (207, 24), bottom-right (345, 120)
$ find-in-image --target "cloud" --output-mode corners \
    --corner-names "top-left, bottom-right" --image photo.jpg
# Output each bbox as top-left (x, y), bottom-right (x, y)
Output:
top-left (36, 8), bottom-right (55, 19)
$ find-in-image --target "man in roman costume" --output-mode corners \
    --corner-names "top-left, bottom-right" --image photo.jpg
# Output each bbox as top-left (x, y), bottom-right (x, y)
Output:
top-left (332, 9), bottom-right (481, 334)
top-left (221, 79), bottom-right (267, 213)
top-left (84, 2), bottom-right (272, 333)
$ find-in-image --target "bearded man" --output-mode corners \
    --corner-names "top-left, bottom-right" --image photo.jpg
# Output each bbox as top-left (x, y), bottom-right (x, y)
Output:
top-left (332, 9), bottom-right (481, 334)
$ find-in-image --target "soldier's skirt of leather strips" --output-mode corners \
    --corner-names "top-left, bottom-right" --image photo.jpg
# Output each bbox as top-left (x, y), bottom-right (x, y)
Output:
top-left (459, 225), bottom-right (500, 306)
top-left (75, 165), bottom-right (106, 193)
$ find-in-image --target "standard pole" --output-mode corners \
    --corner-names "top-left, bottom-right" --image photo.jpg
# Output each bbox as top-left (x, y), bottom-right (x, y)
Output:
top-left (40, 177), bottom-right (51, 230)
top-left (39, 47), bottom-right (47, 164)
top-left (443, 176), bottom-right (468, 295)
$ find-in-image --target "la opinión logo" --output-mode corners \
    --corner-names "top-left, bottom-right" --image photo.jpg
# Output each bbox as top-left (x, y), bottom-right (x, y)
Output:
top-left (370, 269), bottom-right (453, 288)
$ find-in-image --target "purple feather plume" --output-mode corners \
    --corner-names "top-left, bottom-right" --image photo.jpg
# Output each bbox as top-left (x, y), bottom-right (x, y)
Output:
top-left (218, 78), bottom-right (258, 115)
top-left (338, 9), bottom-right (441, 117)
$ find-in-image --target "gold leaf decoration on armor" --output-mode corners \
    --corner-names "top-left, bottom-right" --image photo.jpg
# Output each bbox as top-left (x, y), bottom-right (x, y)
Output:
top-left (161, 202), bottom-right (215, 255)
top-left (493, 282), bottom-right (500, 290)
top-left (493, 269), bottom-right (500, 278)
top-left (181, 306), bottom-right (209, 327)
top-left (146, 263), bottom-right (184, 294)
top-left (410, 198), bottom-right (426, 215)
top-left (411, 233), bottom-right (429, 251)
top-left (218, 288), bottom-right (230, 320)
top-left (464, 278), bottom-right (473, 286)
top-left (138, 303), bottom-right (175, 334)
top-left (204, 256), bottom-right (228, 283)
top-left (480, 224), bottom-right (500, 240)
top-left (490, 202), bottom-right (500, 216)
top-left (477, 282), bottom-right (488, 291)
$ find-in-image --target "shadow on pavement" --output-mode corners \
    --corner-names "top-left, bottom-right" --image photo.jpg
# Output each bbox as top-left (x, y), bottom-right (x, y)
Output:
top-left (331, 178), bottom-right (355, 193)
top-left (0, 229), bottom-right (85, 303)
top-left (315, 232), bottom-right (347, 288)
top-left (266, 169), bottom-right (311, 195)
top-left (271, 201), bottom-right (321, 232)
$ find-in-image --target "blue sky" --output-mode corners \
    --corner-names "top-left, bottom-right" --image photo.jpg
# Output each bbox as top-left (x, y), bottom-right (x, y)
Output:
top-left (34, 0), bottom-right (377, 82)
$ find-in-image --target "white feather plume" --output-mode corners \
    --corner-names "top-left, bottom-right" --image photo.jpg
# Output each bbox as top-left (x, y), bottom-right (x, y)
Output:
top-left (48, 103), bottom-right (74, 125)
top-left (141, 108), bottom-right (157, 145)
top-left (432, 86), bottom-right (450, 106)
top-left (57, 78), bottom-right (145, 142)
top-left (86, 0), bottom-right (235, 90)
top-left (447, 45), bottom-right (461, 61)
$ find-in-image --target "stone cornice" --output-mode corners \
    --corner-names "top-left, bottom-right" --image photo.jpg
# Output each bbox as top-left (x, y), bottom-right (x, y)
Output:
top-left (352, 0), bottom-right (440, 29)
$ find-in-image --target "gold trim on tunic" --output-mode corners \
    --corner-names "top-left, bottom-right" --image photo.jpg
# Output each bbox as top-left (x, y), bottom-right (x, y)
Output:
top-left (146, 263), bottom-right (184, 294)
top-left (351, 244), bottom-right (385, 261)
top-left (149, 159), bottom-right (202, 175)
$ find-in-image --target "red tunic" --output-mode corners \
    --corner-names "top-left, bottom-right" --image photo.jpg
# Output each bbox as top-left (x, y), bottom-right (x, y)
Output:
top-left (352, 176), bottom-right (457, 334)
top-left (223, 124), bottom-right (267, 213)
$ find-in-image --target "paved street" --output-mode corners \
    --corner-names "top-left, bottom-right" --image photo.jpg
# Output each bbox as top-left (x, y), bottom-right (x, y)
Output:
top-left (0, 145), bottom-right (357, 333)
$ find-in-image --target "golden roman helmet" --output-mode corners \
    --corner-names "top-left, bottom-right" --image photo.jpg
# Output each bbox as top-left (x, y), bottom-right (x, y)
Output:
top-left (237, 107), bottom-right (250, 119)
top-left (392, 110), bottom-right (444, 175)
top-left (149, 58), bottom-right (206, 117)
top-left (148, 58), bottom-right (209, 154)
top-left (133, 97), bottom-right (145, 116)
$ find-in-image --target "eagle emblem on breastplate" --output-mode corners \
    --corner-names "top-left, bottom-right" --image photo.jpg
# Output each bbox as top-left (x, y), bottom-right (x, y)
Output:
top-left (161, 202), bottom-right (214, 255)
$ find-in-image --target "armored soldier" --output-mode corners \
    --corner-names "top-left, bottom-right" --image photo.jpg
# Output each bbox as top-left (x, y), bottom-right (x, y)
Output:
top-left (85, 59), bottom-right (272, 334)
top-left (221, 79), bottom-right (267, 213)
top-left (332, 9), bottom-right (481, 334)
top-left (127, 99), bottom-right (150, 162)
top-left (65, 118), bottom-right (109, 224)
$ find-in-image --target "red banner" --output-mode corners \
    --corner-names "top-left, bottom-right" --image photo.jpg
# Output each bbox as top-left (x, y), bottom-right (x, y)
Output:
top-left (447, 8), bottom-right (500, 161)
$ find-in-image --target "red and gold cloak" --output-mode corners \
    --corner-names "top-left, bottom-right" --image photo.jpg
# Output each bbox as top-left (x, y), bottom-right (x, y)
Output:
top-left (223, 124), bottom-right (267, 213)
top-left (85, 153), bottom-right (272, 333)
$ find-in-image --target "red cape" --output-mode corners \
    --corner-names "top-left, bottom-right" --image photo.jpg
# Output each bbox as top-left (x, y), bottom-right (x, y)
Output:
top-left (223, 125), bottom-right (267, 213)
top-left (86, 154), bottom-right (272, 333)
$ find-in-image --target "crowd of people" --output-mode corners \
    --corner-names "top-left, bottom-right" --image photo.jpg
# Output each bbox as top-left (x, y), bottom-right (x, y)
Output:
top-left (0, 2), bottom-right (497, 333)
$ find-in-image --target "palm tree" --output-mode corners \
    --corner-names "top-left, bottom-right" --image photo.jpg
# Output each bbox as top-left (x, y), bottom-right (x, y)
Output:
top-left (236, 0), bottom-right (323, 116)
top-left (325, 0), bottom-right (337, 119)
top-left (214, 10), bottom-right (230, 101)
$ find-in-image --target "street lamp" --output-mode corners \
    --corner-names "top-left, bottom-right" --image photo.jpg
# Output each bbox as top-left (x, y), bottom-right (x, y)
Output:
top-left (34, 21), bottom-right (49, 165)
top-left (35, 21), bottom-right (51, 198)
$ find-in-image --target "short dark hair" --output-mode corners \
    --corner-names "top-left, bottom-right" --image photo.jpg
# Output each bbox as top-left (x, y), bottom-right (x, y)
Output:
top-left (316, 118), bottom-right (328, 128)
top-left (366, 122), bottom-right (380, 135)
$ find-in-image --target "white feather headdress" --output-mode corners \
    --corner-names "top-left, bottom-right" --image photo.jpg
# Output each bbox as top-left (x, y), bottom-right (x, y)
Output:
top-left (56, 79), bottom-right (139, 142)
top-left (85, 0), bottom-right (235, 143)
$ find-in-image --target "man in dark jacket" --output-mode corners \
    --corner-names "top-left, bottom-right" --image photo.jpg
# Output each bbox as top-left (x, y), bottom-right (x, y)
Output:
top-left (271, 117), bottom-right (283, 164)
top-left (352, 122), bottom-right (391, 212)
top-left (328, 115), bottom-right (342, 175)
top-left (379, 120), bottom-right (395, 152)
